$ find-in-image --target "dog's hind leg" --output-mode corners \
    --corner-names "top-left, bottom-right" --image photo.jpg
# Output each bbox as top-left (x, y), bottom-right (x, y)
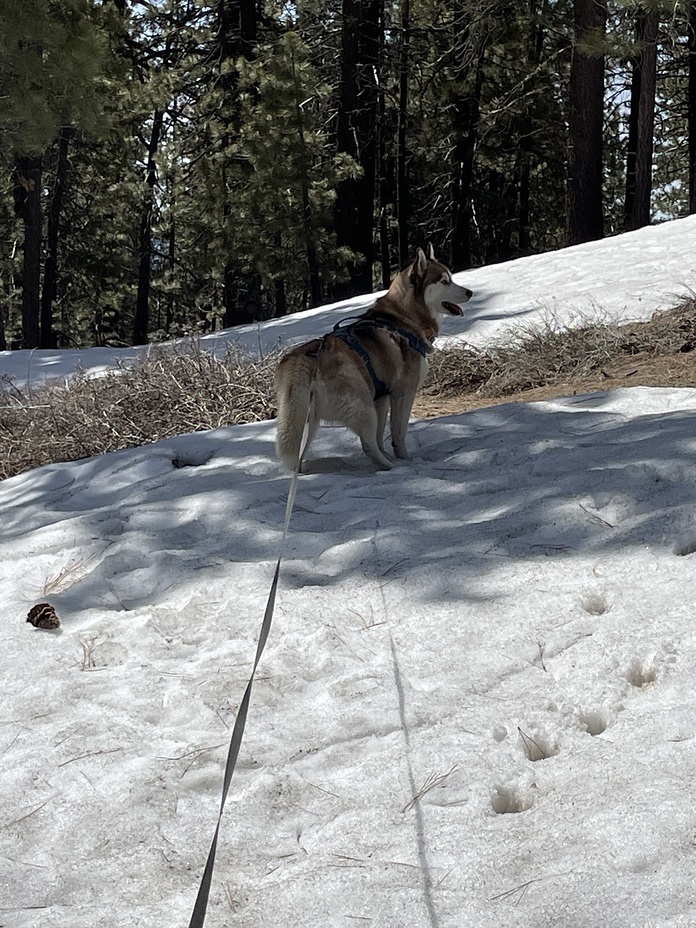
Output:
top-left (344, 402), bottom-right (394, 470)
top-left (375, 396), bottom-right (391, 456)
top-left (275, 364), bottom-right (318, 471)
top-left (389, 393), bottom-right (416, 460)
top-left (360, 435), bottom-right (394, 470)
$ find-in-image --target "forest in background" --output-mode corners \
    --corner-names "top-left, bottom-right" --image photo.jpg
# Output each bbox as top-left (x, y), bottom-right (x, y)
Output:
top-left (1, 0), bottom-right (696, 351)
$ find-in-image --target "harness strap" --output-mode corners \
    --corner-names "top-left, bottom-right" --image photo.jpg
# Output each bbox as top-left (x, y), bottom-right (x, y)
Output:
top-left (332, 328), bottom-right (389, 399)
top-left (330, 315), bottom-right (429, 401)
top-left (334, 314), bottom-right (430, 358)
top-left (370, 316), bottom-right (430, 357)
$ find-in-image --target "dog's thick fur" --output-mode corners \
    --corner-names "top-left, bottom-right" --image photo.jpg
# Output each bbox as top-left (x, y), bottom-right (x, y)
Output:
top-left (275, 247), bottom-right (472, 470)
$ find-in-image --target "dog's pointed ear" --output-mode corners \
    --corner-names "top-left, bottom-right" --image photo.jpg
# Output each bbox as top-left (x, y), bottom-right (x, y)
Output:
top-left (414, 247), bottom-right (428, 279)
top-left (426, 242), bottom-right (436, 261)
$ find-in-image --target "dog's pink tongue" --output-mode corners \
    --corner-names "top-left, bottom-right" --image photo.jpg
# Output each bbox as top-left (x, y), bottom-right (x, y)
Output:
top-left (443, 301), bottom-right (464, 316)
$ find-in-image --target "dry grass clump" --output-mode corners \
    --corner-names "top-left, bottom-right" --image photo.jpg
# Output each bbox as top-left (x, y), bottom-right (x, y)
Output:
top-left (427, 320), bottom-right (623, 397)
top-left (3, 298), bottom-right (695, 481)
top-left (426, 299), bottom-right (696, 399)
top-left (0, 342), bottom-right (278, 480)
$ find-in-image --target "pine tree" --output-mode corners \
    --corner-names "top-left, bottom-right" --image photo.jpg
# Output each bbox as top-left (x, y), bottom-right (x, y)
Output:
top-left (234, 31), bottom-right (358, 310)
top-left (568, 0), bottom-right (607, 244)
top-left (624, 3), bottom-right (659, 230)
top-left (334, 0), bottom-right (382, 298)
top-left (689, 0), bottom-right (696, 212)
top-left (0, 0), bottom-right (113, 347)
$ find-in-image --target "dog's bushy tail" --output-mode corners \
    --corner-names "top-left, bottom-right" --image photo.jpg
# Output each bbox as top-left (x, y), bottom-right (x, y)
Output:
top-left (275, 353), bottom-right (318, 471)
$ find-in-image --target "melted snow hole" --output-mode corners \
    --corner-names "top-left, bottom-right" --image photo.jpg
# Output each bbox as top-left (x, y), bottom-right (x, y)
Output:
top-left (491, 785), bottom-right (534, 815)
top-left (673, 535), bottom-right (696, 557)
top-left (580, 592), bottom-right (610, 615)
top-left (172, 450), bottom-right (215, 469)
top-left (518, 727), bottom-right (560, 762)
top-left (626, 658), bottom-right (658, 688)
top-left (578, 708), bottom-right (610, 736)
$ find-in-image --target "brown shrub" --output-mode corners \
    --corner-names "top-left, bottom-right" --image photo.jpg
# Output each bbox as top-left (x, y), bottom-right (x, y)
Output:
top-left (0, 342), bottom-right (278, 480)
top-left (426, 299), bottom-right (696, 399)
top-left (3, 299), bottom-right (695, 481)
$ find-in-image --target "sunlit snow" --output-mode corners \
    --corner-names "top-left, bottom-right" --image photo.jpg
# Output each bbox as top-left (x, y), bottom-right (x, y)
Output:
top-left (1, 218), bottom-right (696, 928)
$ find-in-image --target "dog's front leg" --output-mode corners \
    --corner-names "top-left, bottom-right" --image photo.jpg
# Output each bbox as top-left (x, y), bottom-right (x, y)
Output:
top-left (389, 393), bottom-right (415, 460)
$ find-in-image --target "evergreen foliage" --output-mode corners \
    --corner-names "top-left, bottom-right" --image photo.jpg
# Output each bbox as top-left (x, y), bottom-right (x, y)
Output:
top-left (0, 0), bottom-right (695, 348)
top-left (0, 0), bottom-right (111, 155)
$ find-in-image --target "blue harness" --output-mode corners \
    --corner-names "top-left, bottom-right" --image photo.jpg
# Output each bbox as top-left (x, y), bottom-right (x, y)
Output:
top-left (331, 316), bottom-right (429, 401)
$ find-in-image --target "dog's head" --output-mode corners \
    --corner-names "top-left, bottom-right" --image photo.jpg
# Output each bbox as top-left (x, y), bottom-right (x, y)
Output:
top-left (411, 245), bottom-right (473, 321)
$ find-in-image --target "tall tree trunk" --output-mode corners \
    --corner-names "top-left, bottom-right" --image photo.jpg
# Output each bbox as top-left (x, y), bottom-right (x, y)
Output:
top-left (133, 108), bottom-right (163, 346)
top-left (218, 0), bottom-right (257, 327)
top-left (378, 155), bottom-right (391, 288)
top-left (451, 35), bottom-right (486, 271)
top-left (518, 155), bottom-right (532, 254)
top-left (377, 2), bottom-right (391, 287)
top-left (688, 0), bottom-right (696, 213)
top-left (397, 0), bottom-right (411, 268)
top-left (518, 0), bottom-right (547, 254)
top-left (273, 276), bottom-right (287, 318)
top-left (291, 47), bottom-right (322, 307)
top-left (0, 265), bottom-right (7, 348)
top-left (41, 127), bottom-right (73, 349)
top-left (567, 0), bottom-right (606, 245)
top-left (624, 9), bottom-right (658, 230)
top-left (218, 0), bottom-right (256, 61)
top-left (13, 154), bottom-right (43, 349)
top-left (379, 207), bottom-right (391, 288)
top-left (624, 32), bottom-right (642, 227)
top-left (167, 211), bottom-right (175, 334)
top-left (334, 0), bottom-right (381, 298)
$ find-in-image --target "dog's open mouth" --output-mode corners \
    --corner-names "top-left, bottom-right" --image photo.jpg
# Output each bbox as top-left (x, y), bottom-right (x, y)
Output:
top-left (442, 301), bottom-right (464, 315)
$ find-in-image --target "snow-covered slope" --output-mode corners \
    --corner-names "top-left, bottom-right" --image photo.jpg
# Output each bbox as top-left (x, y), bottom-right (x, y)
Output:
top-left (2, 220), bottom-right (696, 928)
top-left (3, 215), bottom-right (696, 388)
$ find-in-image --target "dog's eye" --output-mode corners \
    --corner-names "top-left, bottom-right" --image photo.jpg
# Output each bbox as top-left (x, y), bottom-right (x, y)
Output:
top-left (441, 278), bottom-right (451, 286)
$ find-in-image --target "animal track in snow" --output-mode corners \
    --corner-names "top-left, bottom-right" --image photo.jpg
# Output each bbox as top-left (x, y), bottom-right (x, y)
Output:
top-left (577, 708), bottom-right (611, 736)
top-left (171, 450), bottom-right (215, 469)
top-left (625, 657), bottom-right (658, 689)
top-left (517, 727), bottom-right (559, 762)
top-left (491, 725), bottom-right (508, 743)
top-left (491, 784), bottom-right (534, 815)
top-left (580, 591), bottom-right (611, 616)
top-left (673, 534), bottom-right (696, 556)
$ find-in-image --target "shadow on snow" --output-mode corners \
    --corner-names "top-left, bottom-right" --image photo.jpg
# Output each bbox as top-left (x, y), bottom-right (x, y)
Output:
top-left (3, 387), bottom-right (696, 619)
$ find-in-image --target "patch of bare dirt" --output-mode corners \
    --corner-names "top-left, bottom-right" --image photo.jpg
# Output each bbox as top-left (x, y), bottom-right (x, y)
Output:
top-left (414, 303), bottom-right (696, 418)
top-left (414, 352), bottom-right (696, 417)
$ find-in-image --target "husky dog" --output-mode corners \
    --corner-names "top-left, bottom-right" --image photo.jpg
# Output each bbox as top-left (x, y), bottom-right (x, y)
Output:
top-left (275, 246), bottom-right (472, 471)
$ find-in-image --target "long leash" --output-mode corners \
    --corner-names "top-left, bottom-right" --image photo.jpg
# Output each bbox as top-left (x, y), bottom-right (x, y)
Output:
top-left (186, 368), bottom-right (316, 928)
top-left (185, 307), bottom-right (436, 924)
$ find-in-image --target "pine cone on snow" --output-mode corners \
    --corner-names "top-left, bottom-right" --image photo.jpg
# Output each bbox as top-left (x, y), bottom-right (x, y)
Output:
top-left (26, 603), bottom-right (61, 629)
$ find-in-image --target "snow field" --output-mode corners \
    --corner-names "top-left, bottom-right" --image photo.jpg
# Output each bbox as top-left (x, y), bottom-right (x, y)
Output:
top-left (2, 384), bottom-right (696, 926)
